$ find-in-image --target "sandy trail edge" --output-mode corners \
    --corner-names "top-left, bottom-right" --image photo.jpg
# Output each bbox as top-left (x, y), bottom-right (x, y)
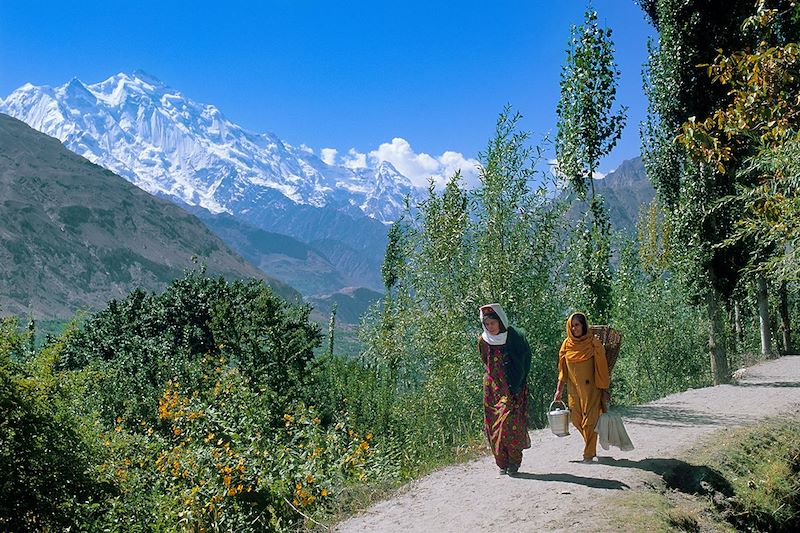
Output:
top-left (333, 355), bottom-right (800, 532)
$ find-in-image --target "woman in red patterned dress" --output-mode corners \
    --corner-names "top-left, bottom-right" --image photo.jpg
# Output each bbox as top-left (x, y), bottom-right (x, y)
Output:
top-left (478, 303), bottom-right (532, 476)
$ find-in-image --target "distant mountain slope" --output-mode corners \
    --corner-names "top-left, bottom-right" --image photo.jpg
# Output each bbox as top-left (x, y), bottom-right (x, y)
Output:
top-left (0, 71), bottom-right (402, 294)
top-left (0, 113), bottom-right (298, 318)
top-left (564, 157), bottom-right (655, 232)
top-left (308, 287), bottom-right (383, 325)
top-left (190, 209), bottom-right (355, 296)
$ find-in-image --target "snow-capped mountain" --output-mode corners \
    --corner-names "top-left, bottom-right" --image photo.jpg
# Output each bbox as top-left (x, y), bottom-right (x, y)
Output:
top-left (0, 71), bottom-right (418, 223)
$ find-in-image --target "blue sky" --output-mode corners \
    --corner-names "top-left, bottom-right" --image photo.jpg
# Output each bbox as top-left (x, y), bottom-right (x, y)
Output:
top-left (0, 0), bottom-right (655, 185)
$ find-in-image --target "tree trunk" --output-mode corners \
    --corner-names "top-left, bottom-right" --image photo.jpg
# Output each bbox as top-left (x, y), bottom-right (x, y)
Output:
top-left (733, 298), bottom-right (744, 352)
top-left (778, 281), bottom-right (792, 354)
top-left (327, 304), bottom-right (337, 357)
top-left (706, 289), bottom-right (730, 385)
top-left (756, 275), bottom-right (773, 358)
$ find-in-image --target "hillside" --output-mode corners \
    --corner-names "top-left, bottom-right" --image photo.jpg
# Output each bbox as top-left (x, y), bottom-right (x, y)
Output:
top-left (564, 156), bottom-right (655, 232)
top-left (0, 72), bottom-right (394, 295)
top-left (308, 286), bottom-right (382, 325)
top-left (190, 208), bottom-right (353, 296)
top-left (0, 113), bottom-right (298, 318)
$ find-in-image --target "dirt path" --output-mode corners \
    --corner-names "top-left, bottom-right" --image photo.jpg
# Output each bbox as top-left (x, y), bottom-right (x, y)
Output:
top-left (334, 355), bottom-right (800, 532)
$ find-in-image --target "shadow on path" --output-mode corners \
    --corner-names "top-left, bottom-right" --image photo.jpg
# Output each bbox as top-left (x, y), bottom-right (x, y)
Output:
top-left (511, 472), bottom-right (629, 490)
top-left (615, 405), bottom-right (732, 427)
top-left (732, 381), bottom-right (800, 388)
top-left (596, 457), bottom-right (733, 497)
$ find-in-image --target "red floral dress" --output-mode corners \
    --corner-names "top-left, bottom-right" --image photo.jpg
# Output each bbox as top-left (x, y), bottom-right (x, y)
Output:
top-left (482, 342), bottom-right (530, 469)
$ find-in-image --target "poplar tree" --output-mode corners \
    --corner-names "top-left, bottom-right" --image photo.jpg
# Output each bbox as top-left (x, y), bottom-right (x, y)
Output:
top-left (555, 7), bottom-right (627, 322)
top-left (639, 0), bottom-right (758, 383)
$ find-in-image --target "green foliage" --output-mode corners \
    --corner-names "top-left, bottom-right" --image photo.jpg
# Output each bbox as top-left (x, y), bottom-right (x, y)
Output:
top-left (1, 271), bottom-right (387, 531)
top-left (357, 107), bottom-right (567, 472)
top-left (567, 196), bottom-right (614, 323)
top-left (0, 333), bottom-right (111, 531)
top-left (0, 315), bottom-right (34, 362)
top-left (555, 7), bottom-right (626, 322)
top-left (639, 0), bottom-right (766, 384)
top-left (555, 8), bottom-right (627, 199)
top-left (610, 239), bottom-right (711, 403)
top-left (88, 369), bottom-right (373, 532)
top-left (674, 3), bottom-right (800, 282)
top-left (60, 270), bottom-right (321, 425)
top-left (731, 137), bottom-right (800, 281)
top-left (382, 221), bottom-right (407, 291)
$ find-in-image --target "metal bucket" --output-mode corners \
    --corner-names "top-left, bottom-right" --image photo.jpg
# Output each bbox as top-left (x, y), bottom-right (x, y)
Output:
top-left (547, 400), bottom-right (570, 437)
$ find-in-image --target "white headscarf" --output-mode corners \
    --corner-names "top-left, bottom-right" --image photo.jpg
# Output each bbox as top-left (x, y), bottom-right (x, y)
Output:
top-left (479, 303), bottom-right (509, 345)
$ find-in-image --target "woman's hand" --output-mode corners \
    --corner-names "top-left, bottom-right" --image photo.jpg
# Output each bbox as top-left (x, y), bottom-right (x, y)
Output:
top-left (602, 389), bottom-right (611, 404)
top-left (553, 380), bottom-right (563, 403)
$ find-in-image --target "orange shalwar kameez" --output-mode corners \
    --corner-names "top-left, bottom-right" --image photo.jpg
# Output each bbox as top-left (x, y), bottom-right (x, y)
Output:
top-left (558, 321), bottom-right (610, 460)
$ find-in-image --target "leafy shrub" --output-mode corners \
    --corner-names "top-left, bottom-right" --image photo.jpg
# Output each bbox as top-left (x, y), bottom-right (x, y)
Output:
top-left (610, 241), bottom-right (711, 403)
top-left (60, 270), bottom-right (321, 425)
top-left (91, 367), bottom-right (373, 531)
top-left (0, 335), bottom-right (111, 531)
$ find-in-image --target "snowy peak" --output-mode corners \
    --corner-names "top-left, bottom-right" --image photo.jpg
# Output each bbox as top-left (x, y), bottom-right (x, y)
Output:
top-left (91, 71), bottom-right (168, 106)
top-left (60, 77), bottom-right (95, 103)
top-left (0, 72), bottom-right (420, 222)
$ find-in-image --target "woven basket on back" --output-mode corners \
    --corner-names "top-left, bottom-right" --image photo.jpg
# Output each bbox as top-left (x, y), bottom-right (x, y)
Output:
top-left (589, 325), bottom-right (622, 373)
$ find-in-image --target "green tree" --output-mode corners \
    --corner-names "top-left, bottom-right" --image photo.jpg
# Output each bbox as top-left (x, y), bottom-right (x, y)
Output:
top-left (556, 7), bottom-right (627, 322)
top-left (1, 322), bottom-right (110, 531)
top-left (677, 4), bottom-right (800, 281)
top-left (474, 109), bottom-right (566, 419)
top-left (639, 0), bottom-right (762, 383)
top-left (60, 270), bottom-right (321, 425)
top-left (359, 107), bottom-right (567, 467)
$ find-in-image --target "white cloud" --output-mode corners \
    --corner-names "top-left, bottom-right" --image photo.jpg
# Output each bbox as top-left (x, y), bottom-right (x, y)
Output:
top-left (369, 138), bottom-right (438, 184)
top-left (320, 148), bottom-right (338, 166)
top-left (365, 138), bottom-right (480, 188)
top-left (549, 158), bottom-right (606, 187)
top-left (320, 138), bottom-right (480, 188)
top-left (342, 148), bottom-right (367, 169)
top-left (437, 150), bottom-right (480, 188)
top-left (298, 144), bottom-right (314, 154)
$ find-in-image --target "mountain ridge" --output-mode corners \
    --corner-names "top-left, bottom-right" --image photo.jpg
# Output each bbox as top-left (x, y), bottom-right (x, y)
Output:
top-left (0, 112), bottom-right (299, 319)
top-left (563, 156), bottom-right (654, 232)
top-left (0, 72), bottom-right (419, 223)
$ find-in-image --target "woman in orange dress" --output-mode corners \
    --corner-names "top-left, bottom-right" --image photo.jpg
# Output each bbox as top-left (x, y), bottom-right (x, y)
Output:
top-left (478, 303), bottom-right (531, 475)
top-left (553, 312), bottom-right (610, 462)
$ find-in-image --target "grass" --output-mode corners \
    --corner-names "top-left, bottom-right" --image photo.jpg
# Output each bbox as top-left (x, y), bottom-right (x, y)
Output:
top-left (314, 436), bottom-right (488, 530)
top-left (697, 417), bottom-right (800, 532)
top-left (607, 414), bottom-right (800, 533)
top-left (607, 488), bottom-right (737, 533)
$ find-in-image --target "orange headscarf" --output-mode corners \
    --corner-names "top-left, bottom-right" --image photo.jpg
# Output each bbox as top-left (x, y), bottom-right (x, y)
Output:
top-left (558, 312), bottom-right (609, 389)
top-left (561, 312), bottom-right (596, 362)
